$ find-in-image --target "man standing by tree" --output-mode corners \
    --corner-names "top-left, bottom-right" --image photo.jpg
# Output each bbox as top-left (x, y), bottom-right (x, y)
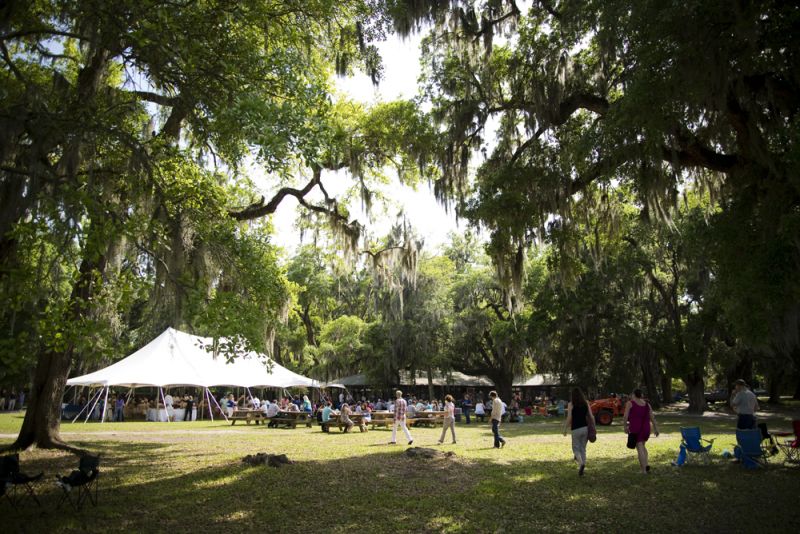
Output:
top-left (490, 391), bottom-right (506, 449)
top-left (389, 390), bottom-right (413, 445)
top-left (731, 379), bottom-right (759, 430)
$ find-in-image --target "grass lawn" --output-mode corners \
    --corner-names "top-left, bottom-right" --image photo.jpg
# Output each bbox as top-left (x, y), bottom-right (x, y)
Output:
top-left (1, 408), bottom-right (799, 533)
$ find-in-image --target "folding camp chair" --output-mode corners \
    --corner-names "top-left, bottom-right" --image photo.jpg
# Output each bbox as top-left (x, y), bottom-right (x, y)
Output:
top-left (0, 454), bottom-right (43, 508)
top-left (757, 423), bottom-right (780, 457)
top-left (56, 455), bottom-right (100, 510)
top-left (776, 419), bottom-right (800, 465)
top-left (734, 429), bottom-right (768, 469)
top-left (679, 427), bottom-right (715, 464)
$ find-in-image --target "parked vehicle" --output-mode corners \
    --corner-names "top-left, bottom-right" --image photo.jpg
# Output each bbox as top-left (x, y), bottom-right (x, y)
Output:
top-left (589, 397), bottom-right (625, 425)
top-left (704, 389), bottom-right (729, 403)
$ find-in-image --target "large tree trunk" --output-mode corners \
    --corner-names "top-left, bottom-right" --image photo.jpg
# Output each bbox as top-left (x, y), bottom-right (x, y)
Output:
top-left (684, 371), bottom-right (707, 414)
top-left (8, 347), bottom-right (81, 452)
top-left (7, 252), bottom-right (105, 452)
top-left (793, 372), bottom-right (800, 401)
top-left (426, 366), bottom-right (434, 402)
top-left (767, 366), bottom-right (783, 404)
top-left (640, 350), bottom-right (661, 408)
top-left (660, 367), bottom-right (672, 405)
top-left (491, 372), bottom-right (514, 406)
top-left (300, 305), bottom-right (317, 347)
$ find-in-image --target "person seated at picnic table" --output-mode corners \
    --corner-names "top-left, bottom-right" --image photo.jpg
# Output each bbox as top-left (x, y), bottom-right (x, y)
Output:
top-left (354, 403), bottom-right (363, 414)
top-left (339, 403), bottom-right (355, 433)
top-left (265, 400), bottom-right (280, 426)
top-left (416, 400), bottom-right (426, 413)
top-left (315, 402), bottom-right (325, 423)
top-left (375, 399), bottom-right (385, 411)
top-left (387, 399), bottom-right (395, 412)
top-left (431, 400), bottom-right (440, 411)
top-left (320, 401), bottom-right (334, 432)
top-left (475, 400), bottom-right (486, 422)
top-left (361, 402), bottom-right (372, 423)
top-left (286, 401), bottom-right (300, 413)
top-left (225, 394), bottom-right (237, 417)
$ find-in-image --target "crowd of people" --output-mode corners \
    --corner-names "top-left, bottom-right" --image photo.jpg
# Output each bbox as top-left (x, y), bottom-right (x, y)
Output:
top-left (51, 379), bottom-right (768, 476)
top-left (0, 388), bottom-right (25, 411)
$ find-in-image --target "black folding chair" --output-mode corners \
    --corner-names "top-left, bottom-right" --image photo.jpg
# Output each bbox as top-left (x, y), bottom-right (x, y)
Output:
top-left (0, 454), bottom-right (43, 508)
top-left (56, 455), bottom-right (100, 511)
top-left (758, 423), bottom-right (780, 456)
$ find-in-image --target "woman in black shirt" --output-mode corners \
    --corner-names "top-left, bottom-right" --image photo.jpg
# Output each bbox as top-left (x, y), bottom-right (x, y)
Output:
top-left (563, 387), bottom-right (595, 476)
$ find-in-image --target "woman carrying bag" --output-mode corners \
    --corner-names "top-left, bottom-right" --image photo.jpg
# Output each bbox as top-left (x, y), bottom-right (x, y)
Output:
top-left (623, 388), bottom-right (660, 473)
top-left (563, 387), bottom-right (595, 476)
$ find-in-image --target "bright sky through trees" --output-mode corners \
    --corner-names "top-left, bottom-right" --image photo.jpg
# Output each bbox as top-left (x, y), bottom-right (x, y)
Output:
top-left (266, 32), bottom-right (463, 255)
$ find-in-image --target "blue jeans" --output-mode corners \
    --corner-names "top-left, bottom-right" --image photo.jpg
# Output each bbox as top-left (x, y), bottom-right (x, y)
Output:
top-left (492, 419), bottom-right (505, 447)
top-left (737, 414), bottom-right (756, 429)
top-left (463, 408), bottom-right (470, 424)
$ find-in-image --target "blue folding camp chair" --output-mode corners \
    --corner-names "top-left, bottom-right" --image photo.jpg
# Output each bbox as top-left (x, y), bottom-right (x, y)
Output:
top-left (679, 427), bottom-right (715, 464)
top-left (734, 429), bottom-right (768, 469)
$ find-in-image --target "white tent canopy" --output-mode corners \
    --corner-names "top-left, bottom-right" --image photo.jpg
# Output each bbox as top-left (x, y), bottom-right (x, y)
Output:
top-left (66, 328), bottom-right (318, 389)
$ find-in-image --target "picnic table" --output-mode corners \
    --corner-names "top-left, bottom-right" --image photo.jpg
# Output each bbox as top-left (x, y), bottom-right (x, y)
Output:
top-left (323, 413), bottom-right (368, 432)
top-left (408, 411), bottom-right (447, 427)
top-left (369, 411), bottom-right (395, 429)
top-left (230, 408), bottom-right (265, 425)
top-left (268, 410), bottom-right (313, 428)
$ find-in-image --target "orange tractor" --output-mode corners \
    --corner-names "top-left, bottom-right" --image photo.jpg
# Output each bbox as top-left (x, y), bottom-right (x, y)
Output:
top-left (590, 397), bottom-right (625, 425)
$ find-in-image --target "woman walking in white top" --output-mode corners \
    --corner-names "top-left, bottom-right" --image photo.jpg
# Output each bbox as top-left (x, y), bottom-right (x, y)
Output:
top-left (438, 394), bottom-right (457, 444)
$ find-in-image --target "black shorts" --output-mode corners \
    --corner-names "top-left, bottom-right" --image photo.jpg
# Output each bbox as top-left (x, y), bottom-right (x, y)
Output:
top-left (626, 432), bottom-right (638, 449)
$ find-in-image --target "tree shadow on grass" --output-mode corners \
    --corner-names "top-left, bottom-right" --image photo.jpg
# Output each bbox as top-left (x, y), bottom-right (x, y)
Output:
top-left (3, 436), bottom-right (800, 533)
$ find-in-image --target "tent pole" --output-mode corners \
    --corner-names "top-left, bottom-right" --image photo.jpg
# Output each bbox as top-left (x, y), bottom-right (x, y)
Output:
top-left (100, 387), bottom-right (109, 423)
top-left (159, 387), bottom-right (170, 423)
top-left (84, 387), bottom-right (104, 423)
top-left (73, 388), bottom-right (101, 424)
top-left (205, 387), bottom-right (214, 422)
top-left (246, 387), bottom-right (253, 406)
top-left (209, 390), bottom-right (228, 422)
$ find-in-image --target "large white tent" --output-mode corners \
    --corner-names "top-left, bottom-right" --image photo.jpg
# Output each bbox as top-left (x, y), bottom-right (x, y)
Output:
top-left (67, 327), bottom-right (318, 389)
top-left (66, 328), bottom-right (318, 423)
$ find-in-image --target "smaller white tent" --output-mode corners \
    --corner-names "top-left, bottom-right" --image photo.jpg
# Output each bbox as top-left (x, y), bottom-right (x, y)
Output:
top-left (67, 327), bottom-right (318, 388)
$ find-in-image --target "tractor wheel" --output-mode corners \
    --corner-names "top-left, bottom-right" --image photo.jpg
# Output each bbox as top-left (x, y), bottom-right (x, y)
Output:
top-left (597, 409), bottom-right (613, 426)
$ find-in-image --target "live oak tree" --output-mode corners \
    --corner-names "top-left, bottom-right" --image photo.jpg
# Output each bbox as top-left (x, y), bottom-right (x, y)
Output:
top-left (0, 0), bottom-right (413, 451)
top-left (376, 0), bottom-right (800, 410)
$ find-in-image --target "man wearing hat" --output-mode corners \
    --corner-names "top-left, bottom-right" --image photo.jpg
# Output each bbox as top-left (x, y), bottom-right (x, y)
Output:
top-left (730, 379), bottom-right (759, 429)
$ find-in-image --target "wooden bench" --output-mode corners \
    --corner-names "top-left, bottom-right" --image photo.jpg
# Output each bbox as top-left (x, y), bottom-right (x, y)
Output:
top-left (369, 411), bottom-right (395, 429)
top-left (230, 409), bottom-right (266, 425)
top-left (408, 411), bottom-right (447, 427)
top-left (268, 411), bottom-right (313, 428)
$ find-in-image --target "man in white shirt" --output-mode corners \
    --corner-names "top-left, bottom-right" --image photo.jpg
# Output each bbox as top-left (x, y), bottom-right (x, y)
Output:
top-left (490, 391), bottom-right (506, 448)
top-left (731, 379), bottom-right (759, 429)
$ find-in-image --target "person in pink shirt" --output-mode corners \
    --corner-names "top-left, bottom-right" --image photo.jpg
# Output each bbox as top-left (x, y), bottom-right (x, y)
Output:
top-left (623, 389), bottom-right (660, 473)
